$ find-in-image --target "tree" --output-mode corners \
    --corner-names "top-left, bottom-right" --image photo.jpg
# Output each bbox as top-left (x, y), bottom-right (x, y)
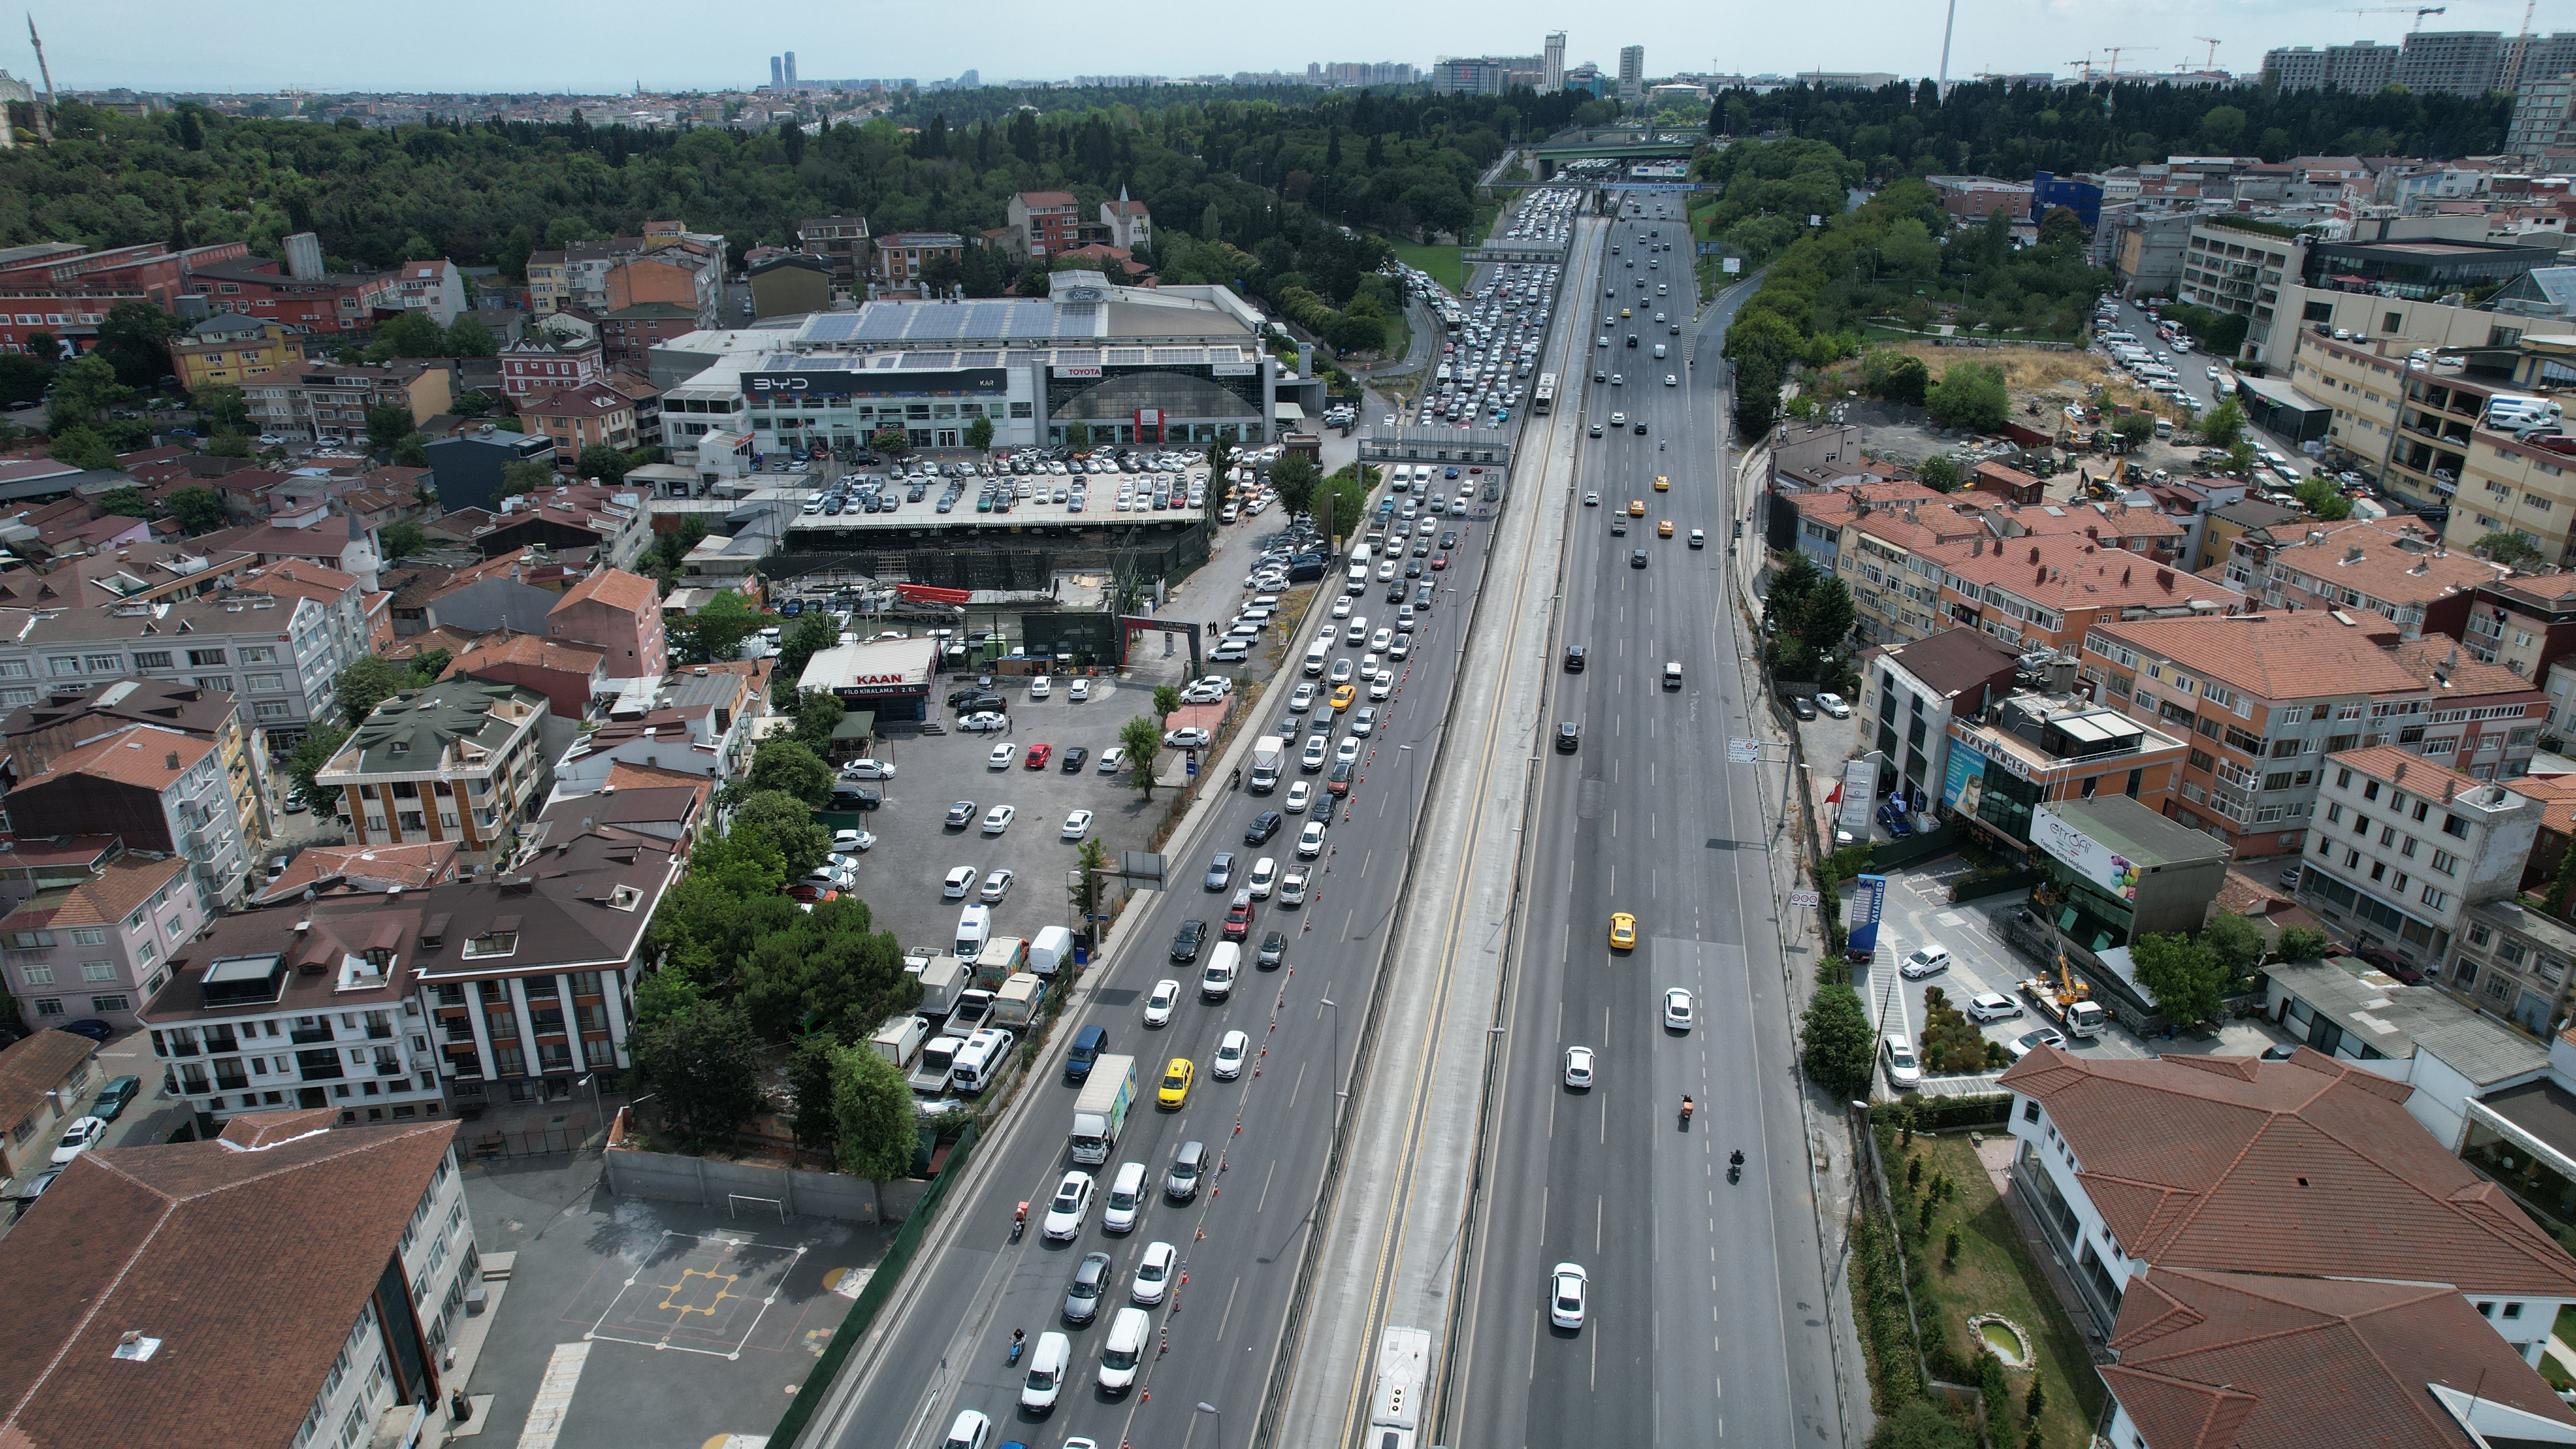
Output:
top-left (964, 416), bottom-right (994, 452)
top-left (833, 1044), bottom-right (919, 1179)
top-left (1152, 684), bottom-right (1183, 717)
top-left (93, 300), bottom-right (179, 388)
top-left (575, 442), bottom-right (632, 484)
top-left (2273, 924), bottom-right (2334, 962)
top-left (1731, 353), bottom-right (1783, 439)
top-left (2037, 206), bottom-right (2089, 249)
top-left (1065, 421), bottom-right (1094, 452)
top-left (791, 688), bottom-right (847, 755)
top-left (285, 724), bottom-right (350, 814)
top-left (2113, 412), bottom-right (2157, 448)
top-left (367, 311), bottom-right (448, 361)
top-left (334, 655), bottom-right (413, 727)
top-left (1270, 451), bottom-right (1321, 516)
top-left (729, 789), bottom-right (830, 877)
top-left (1800, 982), bottom-right (1876, 1099)
top-left (775, 614), bottom-right (841, 695)
top-left (2294, 475), bottom-right (2354, 521)
top-left (2130, 931), bottom-right (2227, 1026)
top-left (1119, 716), bottom-right (1165, 801)
top-left (208, 431), bottom-right (253, 458)
top-left (1861, 350), bottom-right (1930, 406)
top-left (47, 354), bottom-right (129, 425)
top-left (444, 314), bottom-right (498, 358)
top-left (47, 424), bottom-right (118, 471)
top-left (93, 484), bottom-right (154, 519)
top-left (1915, 455), bottom-right (1962, 493)
top-left (0, 353), bottom-right (52, 408)
top-left (673, 592), bottom-right (764, 665)
top-left (380, 520), bottom-right (428, 560)
top-left (192, 384), bottom-right (250, 433)
top-left (741, 737), bottom-right (834, 808)
top-left (498, 459), bottom-right (554, 499)
top-left (2549, 841), bottom-right (2576, 920)
top-left (868, 427), bottom-right (911, 458)
top-left (392, 433), bottom-right (430, 467)
top-left (165, 485), bottom-right (229, 535)
top-left (364, 402), bottom-right (417, 452)
top-left (411, 647), bottom-right (453, 682)
top-left (1071, 837), bottom-right (1111, 945)
top-left (2198, 395), bottom-right (2247, 450)
top-left (1925, 362), bottom-right (2009, 432)
top-left (630, 999), bottom-right (766, 1148)
top-left (1865, 1399), bottom-right (1975, 1449)
top-left (787, 1036), bottom-right (842, 1159)
top-left (2201, 912), bottom-right (2267, 985)
top-left (2478, 531), bottom-right (2545, 569)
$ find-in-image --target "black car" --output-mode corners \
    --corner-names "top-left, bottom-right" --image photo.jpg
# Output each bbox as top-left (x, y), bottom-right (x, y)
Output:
top-left (951, 690), bottom-right (1006, 715)
top-left (1065, 1251), bottom-right (1114, 1325)
top-left (1257, 929), bottom-right (1288, 969)
top-left (1564, 645), bottom-right (1587, 672)
top-left (57, 1019), bottom-right (114, 1044)
top-left (1171, 919), bottom-right (1208, 962)
top-left (1061, 746), bottom-right (1089, 773)
top-left (1634, 419), bottom-right (1648, 435)
top-left (1786, 694), bottom-right (1819, 721)
top-left (1630, 549), bottom-right (1648, 569)
top-left (1441, 531), bottom-right (1459, 549)
top-left (1556, 720), bottom-right (1582, 753)
top-left (1626, 334), bottom-right (1638, 347)
top-left (1386, 582), bottom-right (1408, 604)
top-left (93, 1075), bottom-right (140, 1121)
top-left (1413, 583), bottom-right (1435, 609)
top-left (1245, 811), bottom-right (1283, 845)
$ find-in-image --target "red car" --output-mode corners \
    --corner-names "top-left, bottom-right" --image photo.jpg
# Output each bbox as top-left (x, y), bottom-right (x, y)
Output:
top-left (1430, 553), bottom-right (1449, 570)
top-left (1223, 896), bottom-right (1256, 940)
top-left (1024, 743), bottom-right (1054, 770)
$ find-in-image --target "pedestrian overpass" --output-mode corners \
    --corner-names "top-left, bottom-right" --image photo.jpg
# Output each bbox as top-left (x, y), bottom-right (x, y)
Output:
top-left (1526, 127), bottom-right (1702, 177)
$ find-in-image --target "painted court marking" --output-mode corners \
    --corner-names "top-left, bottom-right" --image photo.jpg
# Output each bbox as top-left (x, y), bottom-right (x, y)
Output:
top-left (515, 1341), bottom-right (591, 1449)
top-left (586, 1231), bottom-right (804, 1360)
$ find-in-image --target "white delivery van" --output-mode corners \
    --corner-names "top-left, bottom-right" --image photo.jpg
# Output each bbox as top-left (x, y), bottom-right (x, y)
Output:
top-left (955, 903), bottom-right (992, 957)
top-left (1201, 941), bottom-right (1242, 1001)
top-left (1099, 1308), bottom-right (1151, 1394)
top-left (1304, 637), bottom-right (1330, 676)
top-left (1028, 925), bottom-right (1074, 977)
top-left (948, 1026), bottom-right (1016, 1093)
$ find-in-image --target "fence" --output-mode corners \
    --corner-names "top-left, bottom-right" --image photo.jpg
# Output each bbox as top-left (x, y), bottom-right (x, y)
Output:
top-left (772, 1122), bottom-right (981, 1449)
top-left (459, 1108), bottom-right (611, 1159)
top-left (602, 1143), bottom-right (886, 1222)
top-left (1948, 865), bottom-right (2043, 903)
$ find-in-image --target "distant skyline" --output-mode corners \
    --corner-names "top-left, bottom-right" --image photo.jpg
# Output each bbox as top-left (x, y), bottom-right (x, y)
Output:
top-left (23, 0), bottom-right (2568, 95)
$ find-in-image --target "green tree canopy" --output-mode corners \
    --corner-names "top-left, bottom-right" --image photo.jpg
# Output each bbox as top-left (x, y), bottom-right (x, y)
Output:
top-left (2478, 531), bottom-right (2545, 569)
top-left (333, 655), bottom-right (413, 727)
top-left (94, 300), bottom-right (179, 388)
top-left (672, 591), bottom-right (764, 665)
top-left (2131, 931), bottom-right (2227, 1026)
top-left (1925, 361), bottom-right (2009, 432)
top-left (575, 442), bottom-right (631, 484)
top-left (1119, 716), bottom-right (1165, 800)
top-left (47, 423), bottom-right (118, 470)
top-left (1270, 451), bottom-right (1321, 516)
top-left (165, 485), bottom-right (229, 535)
top-left (285, 724), bottom-right (350, 814)
top-left (727, 789), bottom-right (830, 878)
top-left (833, 1044), bottom-right (919, 1179)
top-left (964, 416), bottom-right (994, 451)
top-left (92, 484), bottom-right (153, 519)
top-left (192, 384), bottom-right (250, 432)
top-left (791, 688), bottom-right (847, 755)
top-left (1801, 982), bottom-right (1876, 1099)
top-left (1915, 455), bottom-right (1961, 493)
top-left (2273, 924), bottom-right (2334, 962)
top-left (740, 737), bottom-right (833, 808)
top-left (631, 999), bottom-right (766, 1148)
top-left (365, 401), bottom-right (417, 451)
top-left (46, 354), bottom-right (128, 425)
top-left (380, 520), bottom-right (428, 560)
top-left (499, 459), bottom-right (555, 498)
top-left (367, 310), bottom-right (449, 361)
top-left (444, 314), bottom-right (498, 357)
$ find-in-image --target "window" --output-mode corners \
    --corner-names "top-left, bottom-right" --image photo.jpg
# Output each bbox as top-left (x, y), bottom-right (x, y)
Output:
top-left (185, 648), bottom-right (227, 667)
top-left (88, 994), bottom-right (128, 1013)
top-left (20, 965), bottom-right (50, 986)
top-left (132, 651), bottom-right (171, 669)
top-left (462, 931), bottom-right (518, 960)
top-left (79, 961), bottom-right (114, 982)
top-left (2444, 815), bottom-right (2471, 839)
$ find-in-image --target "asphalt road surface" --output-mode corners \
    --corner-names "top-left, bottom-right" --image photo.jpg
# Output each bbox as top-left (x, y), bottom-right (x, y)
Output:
top-left (1444, 194), bottom-right (1846, 1449)
top-left (800, 197), bottom-right (1565, 1449)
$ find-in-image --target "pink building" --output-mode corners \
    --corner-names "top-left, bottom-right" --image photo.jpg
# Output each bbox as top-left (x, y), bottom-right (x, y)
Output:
top-left (546, 569), bottom-right (666, 689)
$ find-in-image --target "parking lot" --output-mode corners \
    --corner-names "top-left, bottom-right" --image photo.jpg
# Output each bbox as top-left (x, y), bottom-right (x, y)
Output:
top-left (856, 675), bottom-right (1189, 953)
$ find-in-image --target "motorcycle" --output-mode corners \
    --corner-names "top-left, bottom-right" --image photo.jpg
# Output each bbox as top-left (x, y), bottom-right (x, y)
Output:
top-left (1009, 1201), bottom-right (1028, 1244)
top-left (1679, 1095), bottom-right (1695, 1127)
top-left (1007, 1330), bottom-right (1025, 1365)
top-left (1728, 1149), bottom-right (1744, 1184)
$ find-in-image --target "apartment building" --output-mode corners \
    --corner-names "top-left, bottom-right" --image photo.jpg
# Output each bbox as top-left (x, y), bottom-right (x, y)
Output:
top-left (499, 333), bottom-right (605, 401)
top-left (2386, 636), bottom-right (2548, 781)
top-left (316, 679), bottom-right (550, 854)
top-left (598, 302), bottom-right (697, 373)
top-left (461, 485), bottom-right (652, 572)
top-left (2, 724), bottom-right (252, 907)
top-left (2179, 218), bottom-right (2308, 364)
top-left (387, 258), bottom-right (466, 326)
top-left (2395, 30), bottom-right (2511, 97)
top-left (796, 216), bottom-right (873, 285)
top-left (547, 567), bottom-right (667, 690)
top-left (2297, 745), bottom-right (2540, 971)
top-left (0, 853), bottom-right (208, 1032)
top-left (520, 382), bottom-right (639, 464)
top-left (1831, 498), bottom-right (1989, 645)
top-left (1007, 191), bottom-right (1082, 260)
top-left (527, 225), bottom-right (725, 322)
top-left (2262, 40), bottom-right (2399, 92)
top-left (2, 677), bottom-right (273, 852)
top-left (2257, 516), bottom-right (2506, 637)
top-left (1860, 627), bottom-right (2025, 807)
top-left (242, 359), bottom-right (453, 447)
top-left (2080, 611), bottom-right (2438, 858)
top-left (187, 256), bottom-right (401, 336)
top-left (2198, 498), bottom-right (2309, 580)
top-left (1781, 478), bottom-right (1945, 575)
top-left (1925, 175), bottom-right (2033, 222)
top-left (1938, 534), bottom-right (2244, 653)
top-left (166, 313), bottom-right (304, 391)
top-left (0, 1112), bottom-right (479, 1448)
top-left (871, 231), bottom-right (966, 287)
top-left (2462, 573), bottom-right (2576, 681)
top-left (444, 634), bottom-right (607, 723)
top-left (0, 1030), bottom-right (99, 1179)
top-left (0, 581), bottom-right (372, 745)
top-left (1102, 189), bottom-right (1152, 251)
top-left (1946, 690), bottom-right (2190, 853)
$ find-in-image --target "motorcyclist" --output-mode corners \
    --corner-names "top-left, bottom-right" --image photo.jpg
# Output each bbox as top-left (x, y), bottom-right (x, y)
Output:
top-left (1680, 1095), bottom-right (1695, 1120)
top-left (1730, 1148), bottom-right (1746, 1168)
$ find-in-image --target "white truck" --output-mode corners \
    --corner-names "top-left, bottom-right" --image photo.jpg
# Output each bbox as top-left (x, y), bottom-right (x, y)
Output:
top-left (916, 953), bottom-right (970, 1019)
top-left (909, 1035), bottom-right (962, 1094)
top-left (869, 1013), bottom-right (927, 1069)
top-left (1069, 1053), bottom-right (1136, 1166)
top-left (1248, 735), bottom-right (1287, 793)
top-left (2021, 969), bottom-right (2109, 1040)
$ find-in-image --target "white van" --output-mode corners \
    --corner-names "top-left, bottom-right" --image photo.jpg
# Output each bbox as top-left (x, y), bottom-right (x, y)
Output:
top-left (1201, 941), bottom-right (1242, 1001)
top-left (1021, 1331), bottom-right (1071, 1413)
top-left (1303, 638), bottom-right (1330, 677)
top-left (1099, 1308), bottom-right (1150, 1394)
top-left (955, 904), bottom-right (991, 956)
top-left (1248, 856), bottom-right (1277, 899)
top-left (948, 1026), bottom-right (1015, 1093)
top-left (1102, 1160), bottom-right (1149, 1233)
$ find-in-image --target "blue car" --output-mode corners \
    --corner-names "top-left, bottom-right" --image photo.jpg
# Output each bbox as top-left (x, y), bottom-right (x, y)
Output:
top-left (1876, 802), bottom-right (1915, 839)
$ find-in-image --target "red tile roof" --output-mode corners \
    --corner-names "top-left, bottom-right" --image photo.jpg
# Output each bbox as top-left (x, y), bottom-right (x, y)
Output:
top-left (2088, 611), bottom-right (2427, 702)
top-left (1997, 1046), bottom-right (2576, 1294)
top-left (0, 1030), bottom-right (96, 1140)
top-left (1944, 536), bottom-right (2242, 615)
top-left (551, 566), bottom-right (657, 615)
top-left (25, 724), bottom-right (214, 792)
top-left (2103, 1267), bottom-right (2576, 1449)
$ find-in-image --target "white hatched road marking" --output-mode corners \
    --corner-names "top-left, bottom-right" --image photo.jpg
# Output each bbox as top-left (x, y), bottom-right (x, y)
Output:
top-left (516, 1341), bottom-right (592, 1449)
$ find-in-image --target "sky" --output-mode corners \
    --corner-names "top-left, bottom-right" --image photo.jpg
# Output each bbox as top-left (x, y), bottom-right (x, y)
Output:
top-left (24, 0), bottom-right (2562, 95)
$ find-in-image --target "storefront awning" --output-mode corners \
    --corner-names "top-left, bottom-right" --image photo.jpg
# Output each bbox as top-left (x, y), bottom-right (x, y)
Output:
top-left (1273, 402), bottom-right (1306, 423)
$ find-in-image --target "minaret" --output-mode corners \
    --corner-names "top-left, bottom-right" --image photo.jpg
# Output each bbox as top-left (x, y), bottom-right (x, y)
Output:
top-left (24, 13), bottom-right (51, 141)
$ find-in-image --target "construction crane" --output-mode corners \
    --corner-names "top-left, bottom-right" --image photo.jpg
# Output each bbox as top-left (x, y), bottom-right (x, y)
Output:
top-left (2193, 36), bottom-right (2223, 70)
top-left (2101, 44), bottom-right (2157, 78)
top-left (2342, 4), bottom-right (2448, 28)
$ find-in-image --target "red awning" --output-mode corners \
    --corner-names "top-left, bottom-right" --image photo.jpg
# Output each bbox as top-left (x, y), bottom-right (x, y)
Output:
top-left (896, 583), bottom-right (971, 605)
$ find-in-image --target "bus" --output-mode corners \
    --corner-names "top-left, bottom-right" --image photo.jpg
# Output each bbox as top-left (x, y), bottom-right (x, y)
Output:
top-left (1370, 1327), bottom-right (1431, 1449)
top-left (1532, 373), bottom-right (1558, 415)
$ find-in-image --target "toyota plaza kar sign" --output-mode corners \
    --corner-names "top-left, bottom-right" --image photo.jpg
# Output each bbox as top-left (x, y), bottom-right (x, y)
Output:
top-left (2029, 804), bottom-right (2141, 902)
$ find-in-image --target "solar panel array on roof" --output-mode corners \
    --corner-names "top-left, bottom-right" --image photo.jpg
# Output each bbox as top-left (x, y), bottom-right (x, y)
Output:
top-left (1105, 348), bottom-right (1149, 366)
top-left (799, 314), bottom-right (869, 343)
top-left (898, 352), bottom-right (958, 369)
top-left (959, 351), bottom-right (1002, 366)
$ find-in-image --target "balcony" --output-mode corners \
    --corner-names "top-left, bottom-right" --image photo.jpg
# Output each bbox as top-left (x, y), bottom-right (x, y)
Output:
top-left (213, 1071), bottom-right (250, 1093)
top-left (375, 1061), bottom-right (407, 1077)
top-left (366, 1024), bottom-right (394, 1040)
top-left (288, 1026), bottom-right (334, 1045)
top-left (298, 1063), bottom-right (345, 1082)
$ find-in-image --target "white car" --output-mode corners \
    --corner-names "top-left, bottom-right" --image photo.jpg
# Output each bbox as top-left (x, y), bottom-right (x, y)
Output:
top-left (1350, 706), bottom-right (1377, 738)
top-left (981, 805), bottom-right (1016, 835)
top-left (832, 828), bottom-right (875, 852)
top-left (1096, 746), bottom-right (1126, 775)
top-left (1550, 1263), bottom-right (1589, 1329)
top-left (960, 711), bottom-right (1010, 733)
top-left (943, 866), bottom-right (979, 898)
top-left (988, 743), bottom-right (1018, 769)
top-left (1665, 374), bottom-right (1678, 386)
top-left (1369, 628), bottom-right (1393, 652)
top-left (1297, 820), bottom-right (1328, 859)
top-left (49, 1115), bottom-right (105, 1167)
top-left (1144, 979), bottom-right (1181, 1028)
top-left (1280, 870), bottom-right (1308, 906)
top-left (1102, 1161), bottom-right (1147, 1233)
top-left (1966, 991), bottom-right (2024, 1023)
top-left (1813, 692), bottom-right (1852, 718)
top-left (1029, 676), bottom-right (1052, 700)
top-left (1329, 658), bottom-right (1355, 686)
top-left (1131, 1240), bottom-right (1177, 1305)
top-left (940, 1409), bottom-right (992, 1449)
top-left (1664, 988), bottom-right (1695, 1031)
top-left (1882, 1033), bottom-right (1924, 1088)
top-left (1040, 1170), bottom-right (1095, 1241)
top-left (1331, 597), bottom-right (1354, 620)
top-left (1334, 737), bottom-right (1362, 767)
top-left (979, 869), bottom-right (1014, 903)
top-left (1284, 780), bottom-right (1314, 813)
top-left (1388, 632), bottom-right (1411, 660)
top-left (1369, 672), bottom-right (1394, 700)
top-left (841, 758), bottom-right (897, 780)
top-left (1899, 946), bottom-right (1952, 981)
top-left (1563, 1046), bottom-right (1595, 1089)
top-left (1164, 727), bottom-right (1212, 749)
top-left (1069, 678), bottom-right (1091, 702)
top-left (1212, 1029), bottom-right (1250, 1079)
top-left (1061, 809), bottom-right (1095, 841)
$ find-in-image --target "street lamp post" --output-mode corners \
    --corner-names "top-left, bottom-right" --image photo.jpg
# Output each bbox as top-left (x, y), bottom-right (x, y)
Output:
top-left (1320, 996), bottom-right (1348, 1100)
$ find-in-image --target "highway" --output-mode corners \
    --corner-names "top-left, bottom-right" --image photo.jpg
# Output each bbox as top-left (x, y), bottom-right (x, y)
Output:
top-left (1443, 196), bottom-right (1847, 1449)
top-left (799, 194), bottom-right (1579, 1449)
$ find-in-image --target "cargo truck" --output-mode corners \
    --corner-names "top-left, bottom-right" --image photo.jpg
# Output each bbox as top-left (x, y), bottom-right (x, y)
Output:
top-left (870, 1013), bottom-right (927, 1068)
top-left (989, 972), bottom-right (1044, 1028)
top-left (916, 953), bottom-right (970, 1018)
top-left (1248, 736), bottom-right (1286, 793)
top-left (974, 936), bottom-right (1029, 990)
top-left (1069, 1053), bottom-right (1136, 1165)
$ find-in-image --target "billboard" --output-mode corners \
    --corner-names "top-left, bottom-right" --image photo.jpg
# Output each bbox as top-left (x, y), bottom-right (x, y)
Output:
top-left (2031, 805), bottom-right (2142, 902)
top-left (1845, 873), bottom-right (1888, 957)
top-left (744, 366), bottom-right (1008, 398)
top-left (1838, 756), bottom-right (1878, 837)
top-left (1942, 739), bottom-right (1989, 817)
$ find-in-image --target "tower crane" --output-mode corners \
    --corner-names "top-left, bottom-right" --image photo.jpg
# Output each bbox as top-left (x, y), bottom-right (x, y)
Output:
top-left (2101, 45), bottom-right (2157, 78)
top-left (2193, 36), bottom-right (2223, 71)
top-left (2342, 5), bottom-right (2448, 28)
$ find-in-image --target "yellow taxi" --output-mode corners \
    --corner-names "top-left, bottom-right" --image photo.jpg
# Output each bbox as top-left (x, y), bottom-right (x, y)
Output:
top-left (1157, 1057), bottom-right (1195, 1109)
top-left (1627, 499), bottom-right (1645, 517)
top-left (1609, 912), bottom-right (1638, 950)
top-left (1654, 475), bottom-right (1671, 491)
top-left (1658, 520), bottom-right (1674, 538)
top-left (1620, 308), bottom-right (1632, 318)
top-left (1329, 683), bottom-right (1357, 712)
